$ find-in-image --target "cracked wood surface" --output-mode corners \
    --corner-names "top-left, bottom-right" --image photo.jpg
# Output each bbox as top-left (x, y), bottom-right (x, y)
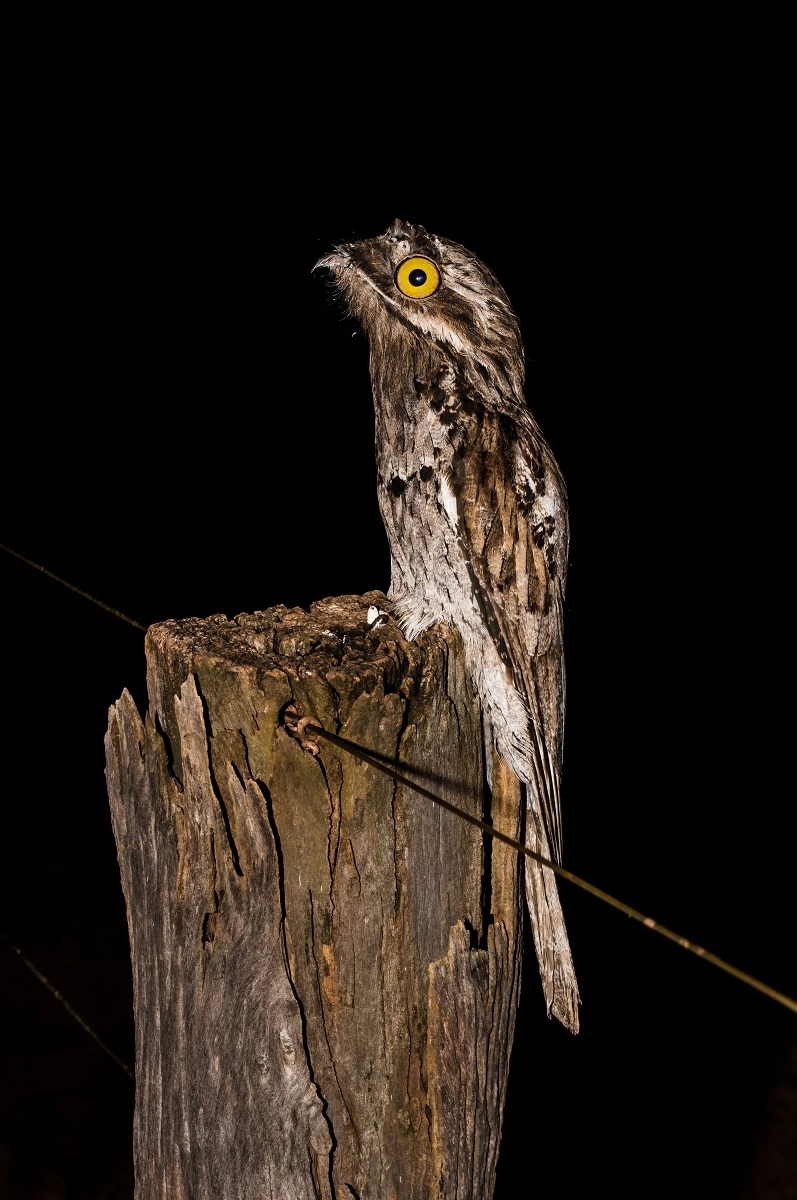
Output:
top-left (105, 593), bottom-right (524, 1199)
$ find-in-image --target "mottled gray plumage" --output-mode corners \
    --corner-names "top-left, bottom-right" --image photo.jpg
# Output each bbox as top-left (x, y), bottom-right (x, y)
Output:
top-left (318, 219), bottom-right (579, 1031)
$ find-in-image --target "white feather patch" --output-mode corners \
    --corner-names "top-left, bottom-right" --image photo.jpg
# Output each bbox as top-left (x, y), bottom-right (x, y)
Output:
top-left (439, 474), bottom-right (459, 532)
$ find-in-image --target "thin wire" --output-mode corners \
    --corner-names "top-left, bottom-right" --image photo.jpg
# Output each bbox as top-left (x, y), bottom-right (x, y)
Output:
top-left (291, 717), bottom-right (797, 1016)
top-left (3, 542), bottom-right (795, 1017)
top-left (0, 541), bottom-right (147, 631)
top-left (0, 929), bottom-right (135, 1080)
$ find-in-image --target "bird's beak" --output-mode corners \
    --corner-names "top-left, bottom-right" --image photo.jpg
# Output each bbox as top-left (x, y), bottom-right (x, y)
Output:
top-left (313, 249), bottom-right (348, 274)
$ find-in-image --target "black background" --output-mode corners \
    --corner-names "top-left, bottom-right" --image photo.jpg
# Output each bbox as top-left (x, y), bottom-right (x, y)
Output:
top-left (1, 69), bottom-right (793, 1199)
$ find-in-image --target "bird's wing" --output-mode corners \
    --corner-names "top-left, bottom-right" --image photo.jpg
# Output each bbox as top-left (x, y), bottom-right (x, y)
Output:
top-left (452, 403), bottom-right (569, 862)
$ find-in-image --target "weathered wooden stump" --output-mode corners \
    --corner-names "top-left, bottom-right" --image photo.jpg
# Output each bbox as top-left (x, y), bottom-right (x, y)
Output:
top-left (106, 592), bottom-right (525, 1200)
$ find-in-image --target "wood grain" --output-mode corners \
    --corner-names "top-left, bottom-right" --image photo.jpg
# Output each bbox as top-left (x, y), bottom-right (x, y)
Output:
top-left (106, 593), bottom-right (524, 1199)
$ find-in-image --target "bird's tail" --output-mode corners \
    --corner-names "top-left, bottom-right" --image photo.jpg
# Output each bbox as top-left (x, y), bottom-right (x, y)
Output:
top-left (479, 670), bottom-right (579, 1029)
top-left (524, 803), bottom-right (580, 1033)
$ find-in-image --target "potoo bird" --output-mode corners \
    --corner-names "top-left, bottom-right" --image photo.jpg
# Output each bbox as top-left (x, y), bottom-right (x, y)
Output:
top-left (317, 219), bottom-right (580, 1033)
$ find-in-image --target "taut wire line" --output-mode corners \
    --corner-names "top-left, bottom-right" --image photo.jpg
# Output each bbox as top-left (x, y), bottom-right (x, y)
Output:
top-left (285, 713), bottom-right (797, 1016)
top-left (4, 541), bottom-right (796, 1018)
top-left (0, 929), bottom-right (135, 1080)
top-left (0, 541), bottom-right (147, 631)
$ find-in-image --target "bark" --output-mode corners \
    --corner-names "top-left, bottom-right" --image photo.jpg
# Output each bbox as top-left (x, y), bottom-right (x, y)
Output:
top-left (105, 592), bottom-right (524, 1200)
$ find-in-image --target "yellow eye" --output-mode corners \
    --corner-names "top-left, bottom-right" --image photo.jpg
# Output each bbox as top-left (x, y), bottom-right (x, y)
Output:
top-left (395, 256), bottom-right (440, 298)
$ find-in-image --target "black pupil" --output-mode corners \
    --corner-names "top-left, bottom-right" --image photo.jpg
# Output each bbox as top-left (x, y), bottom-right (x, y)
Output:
top-left (408, 268), bottom-right (427, 287)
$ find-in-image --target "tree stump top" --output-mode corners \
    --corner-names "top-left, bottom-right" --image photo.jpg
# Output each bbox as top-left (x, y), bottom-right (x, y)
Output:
top-left (145, 591), bottom-right (427, 783)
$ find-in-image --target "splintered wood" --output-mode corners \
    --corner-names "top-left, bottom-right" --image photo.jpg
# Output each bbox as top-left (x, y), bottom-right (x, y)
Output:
top-left (106, 593), bottom-right (524, 1200)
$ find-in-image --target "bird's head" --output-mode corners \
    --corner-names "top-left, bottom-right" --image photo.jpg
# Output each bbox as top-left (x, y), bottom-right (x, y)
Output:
top-left (315, 219), bottom-right (524, 396)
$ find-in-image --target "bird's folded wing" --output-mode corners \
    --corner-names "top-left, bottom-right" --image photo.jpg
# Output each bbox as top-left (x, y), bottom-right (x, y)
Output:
top-left (454, 405), bottom-right (569, 862)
